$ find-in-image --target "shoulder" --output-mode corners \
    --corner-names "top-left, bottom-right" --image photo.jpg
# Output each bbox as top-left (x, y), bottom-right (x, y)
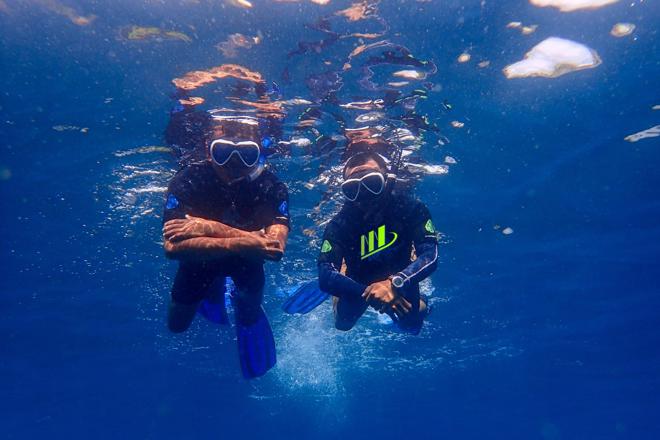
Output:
top-left (172, 161), bottom-right (213, 180)
top-left (254, 169), bottom-right (288, 195)
top-left (168, 161), bottom-right (215, 191)
top-left (324, 206), bottom-right (351, 234)
top-left (391, 191), bottom-right (430, 219)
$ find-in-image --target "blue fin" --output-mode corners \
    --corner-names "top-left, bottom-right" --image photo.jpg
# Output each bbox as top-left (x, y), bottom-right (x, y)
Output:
top-left (235, 305), bottom-right (277, 379)
top-left (197, 277), bottom-right (229, 325)
top-left (282, 280), bottom-right (330, 315)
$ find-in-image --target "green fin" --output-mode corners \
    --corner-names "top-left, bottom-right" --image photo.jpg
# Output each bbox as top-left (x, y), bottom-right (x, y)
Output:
top-left (321, 240), bottom-right (332, 253)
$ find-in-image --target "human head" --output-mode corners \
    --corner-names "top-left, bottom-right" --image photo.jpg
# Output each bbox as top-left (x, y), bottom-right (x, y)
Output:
top-left (207, 116), bottom-right (262, 182)
top-left (343, 150), bottom-right (388, 180)
top-left (342, 151), bottom-right (390, 208)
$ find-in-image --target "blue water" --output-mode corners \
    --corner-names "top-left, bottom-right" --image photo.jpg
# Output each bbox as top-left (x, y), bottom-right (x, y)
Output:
top-left (1, 1), bottom-right (659, 439)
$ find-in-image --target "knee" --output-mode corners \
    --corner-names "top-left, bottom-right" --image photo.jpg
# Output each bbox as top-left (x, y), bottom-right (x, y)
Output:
top-left (167, 301), bottom-right (197, 333)
top-left (334, 318), bottom-right (356, 331)
top-left (168, 319), bottom-right (191, 334)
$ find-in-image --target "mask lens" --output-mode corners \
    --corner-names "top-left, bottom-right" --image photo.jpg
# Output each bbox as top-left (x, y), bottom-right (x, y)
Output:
top-left (237, 143), bottom-right (260, 166)
top-left (210, 140), bottom-right (260, 167)
top-left (341, 180), bottom-right (361, 201)
top-left (362, 173), bottom-right (385, 194)
top-left (210, 142), bottom-right (233, 165)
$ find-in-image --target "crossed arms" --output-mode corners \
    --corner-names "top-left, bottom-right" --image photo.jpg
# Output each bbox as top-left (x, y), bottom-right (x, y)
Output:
top-left (163, 215), bottom-right (288, 262)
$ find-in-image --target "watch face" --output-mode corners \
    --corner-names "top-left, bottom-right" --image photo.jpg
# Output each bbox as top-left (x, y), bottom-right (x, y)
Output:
top-left (392, 277), bottom-right (404, 288)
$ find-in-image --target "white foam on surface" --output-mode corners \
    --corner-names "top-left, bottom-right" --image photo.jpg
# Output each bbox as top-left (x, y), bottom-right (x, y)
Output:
top-left (529, 0), bottom-right (619, 12)
top-left (503, 37), bottom-right (601, 79)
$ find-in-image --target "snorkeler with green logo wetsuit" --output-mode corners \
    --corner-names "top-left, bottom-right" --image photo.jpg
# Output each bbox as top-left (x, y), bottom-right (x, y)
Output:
top-left (317, 139), bottom-right (438, 334)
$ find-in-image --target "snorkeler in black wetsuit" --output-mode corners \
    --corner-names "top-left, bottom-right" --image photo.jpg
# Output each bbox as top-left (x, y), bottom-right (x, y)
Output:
top-left (162, 113), bottom-right (290, 378)
top-left (317, 142), bottom-right (438, 334)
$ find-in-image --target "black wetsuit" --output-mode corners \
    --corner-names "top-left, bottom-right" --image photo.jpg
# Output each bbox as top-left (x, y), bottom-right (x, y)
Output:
top-left (163, 161), bottom-right (289, 305)
top-left (317, 190), bottom-right (438, 325)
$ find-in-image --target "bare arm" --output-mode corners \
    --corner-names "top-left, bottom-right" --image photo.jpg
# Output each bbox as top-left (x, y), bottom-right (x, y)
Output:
top-left (263, 223), bottom-right (289, 261)
top-left (163, 216), bottom-right (256, 241)
top-left (164, 234), bottom-right (283, 262)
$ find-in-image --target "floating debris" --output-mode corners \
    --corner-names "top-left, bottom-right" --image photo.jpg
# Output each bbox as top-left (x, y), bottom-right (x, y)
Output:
top-left (610, 23), bottom-right (635, 37)
top-left (340, 99), bottom-right (384, 110)
top-left (502, 227), bottom-right (514, 235)
top-left (179, 97), bottom-right (205, 106)
top-left (521, 25), bottom-right (538, 35)
top-left (355, 112), bottom-right (385, 123)
top-left (387, 81), bottom-right (410, 87)
top-left (529, 0), bottom-right (619, 12)
top-left (227, 0), bottom-right (253, 9)
top-left (336, 1), bottom-right (373, 21)
top-left (444, 156), bottom-right (457, 164)
top-left (478, 60), bottom-right (491, 68)
top-left (405, 163), bottom-right (449, 175)
top-left (437, 135), bottom-right (450, 146)
top-left (0, 167), bottom-right (11, 180)
top-left (216, 33), bottom-right (261, 57)
top-left (457, 52), bottom-right (471, 63)
top-left (624, 125), bottom-right (660, 143)
top-left (280, 98), bottom-right (313, 106)
top-left (507, 21), bottom-right (538, 35)
top-left (503, 37), bottom-right (601, 79)
top-left (172, 64), bottom-right (263, 91)
top-left (114, 146), bottom-right (173, 157)
top-left (120, 26), bottom-right (192, 43)
top-left (451, 120), bottom-right (464, 128)
top-left (36, 0), bottom-right (96, 26)
top-left (52, 124), bottom-right (88, 133)
top-left (392, 69), bottom-right (426, 80)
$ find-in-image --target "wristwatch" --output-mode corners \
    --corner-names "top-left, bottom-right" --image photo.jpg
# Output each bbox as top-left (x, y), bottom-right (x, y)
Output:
top-left (389, 273), bottom-right (405, 289)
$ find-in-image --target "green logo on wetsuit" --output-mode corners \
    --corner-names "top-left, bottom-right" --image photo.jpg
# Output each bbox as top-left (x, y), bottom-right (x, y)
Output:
top-left (424, 219), bottom-right (435, 234)
top-left (321, 240), bottom-right (333, 253)
top-left (360, 225), bottom-right (398, 260)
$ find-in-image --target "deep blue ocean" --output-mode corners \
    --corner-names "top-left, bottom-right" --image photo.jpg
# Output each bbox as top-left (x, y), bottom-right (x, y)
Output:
top-left (1, 0), bottom-right (659, 439)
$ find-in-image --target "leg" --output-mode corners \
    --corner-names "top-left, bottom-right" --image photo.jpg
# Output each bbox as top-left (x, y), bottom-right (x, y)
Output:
top-left (396, 284), bottom-right (426, 334)
top-left (332, 295), bottom-right (369, 331)
top-left (227, 260), bottom-right (276, 378)
top-left (227, 259), bottom-right (265, 325)
top-left (168, 262), bottom-right (220, 333)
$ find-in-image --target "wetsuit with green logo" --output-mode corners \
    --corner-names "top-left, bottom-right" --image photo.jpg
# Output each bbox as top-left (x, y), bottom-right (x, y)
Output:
top-left (317, 190), bottom-right (438, 327)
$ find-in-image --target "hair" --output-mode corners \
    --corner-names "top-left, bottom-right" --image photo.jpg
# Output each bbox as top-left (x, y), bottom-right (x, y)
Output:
top-left (342, 137), bottom-right (393, 162)
top-left (343, 151), bottom-right (388, 178)
top-left (207, 117), bottom-right (260, 144)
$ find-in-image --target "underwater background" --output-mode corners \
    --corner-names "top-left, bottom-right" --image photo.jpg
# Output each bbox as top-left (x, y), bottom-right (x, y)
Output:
top-left (1, 0), bottom-right (659, 438)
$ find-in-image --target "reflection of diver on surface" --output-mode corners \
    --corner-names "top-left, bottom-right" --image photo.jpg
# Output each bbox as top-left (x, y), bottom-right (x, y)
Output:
top-left (316, 145), bottom-right (438, 334)
top-left (162, 107), bottom-right (290, 378)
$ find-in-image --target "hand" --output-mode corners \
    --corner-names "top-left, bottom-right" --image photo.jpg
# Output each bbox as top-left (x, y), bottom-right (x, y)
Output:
top-left (255, 232), bottom-right (285, 261)
top-left (163, 215), bottom-right (231, 242)
top-left (362, 279), bottom-right (412, 319)
top-left (232, 232), bottom-right (284, 262)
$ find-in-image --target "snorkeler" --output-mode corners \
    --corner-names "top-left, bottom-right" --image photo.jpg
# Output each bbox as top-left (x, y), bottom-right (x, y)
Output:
top-left (161, 114), bottom-right (290, 378)
top-left (315, 139), bottom-right (438, 334)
